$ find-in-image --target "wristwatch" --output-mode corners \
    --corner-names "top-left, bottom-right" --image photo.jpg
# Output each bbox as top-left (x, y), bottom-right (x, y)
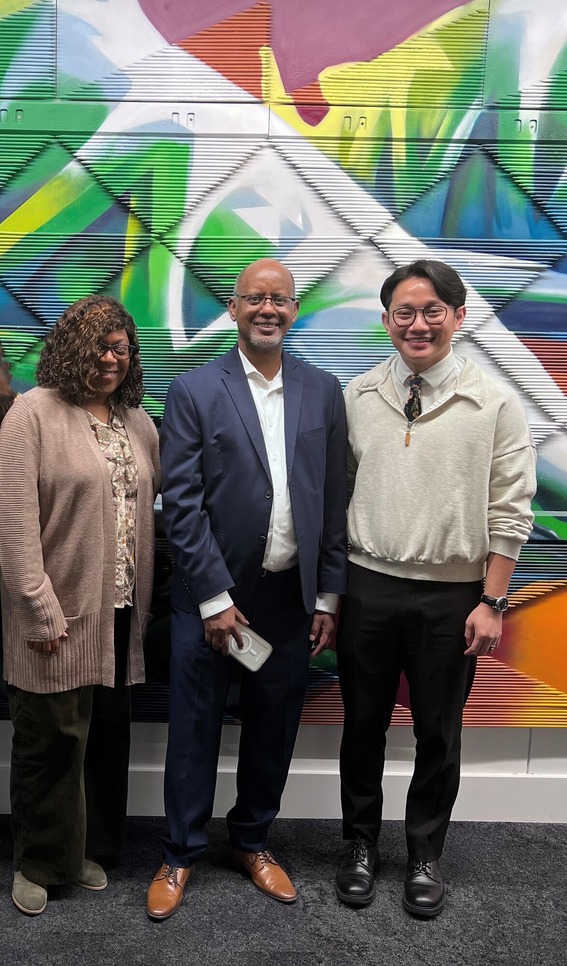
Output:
top-left (480, 593), bottom-right (509, 613)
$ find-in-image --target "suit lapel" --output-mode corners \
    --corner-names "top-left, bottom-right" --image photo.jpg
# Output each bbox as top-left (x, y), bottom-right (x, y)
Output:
top-left (282, 351), bottom-right (303, 481)
top-left (221, 346), bottom-right (271, 479)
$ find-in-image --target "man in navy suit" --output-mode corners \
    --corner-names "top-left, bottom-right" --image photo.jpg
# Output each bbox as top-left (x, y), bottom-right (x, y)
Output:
top-left (147, 259), bottom-right (347, 919)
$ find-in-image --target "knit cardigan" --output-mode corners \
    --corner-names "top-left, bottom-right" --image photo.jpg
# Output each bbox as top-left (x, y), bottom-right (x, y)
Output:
top-left (0, 387), bottom-right (160, 692)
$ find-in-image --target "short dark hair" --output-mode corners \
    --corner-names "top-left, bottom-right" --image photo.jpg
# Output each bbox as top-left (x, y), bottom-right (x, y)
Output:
top-left (380, 260), bottom-right (467, 312)
top-left (36, 295), bottom-right (145, 408)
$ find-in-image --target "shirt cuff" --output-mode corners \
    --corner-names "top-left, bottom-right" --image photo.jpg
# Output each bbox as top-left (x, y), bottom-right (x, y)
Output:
top-left (315, 592), bottom-right (339, 615)
top-left (199, 591), bottom-right (234, 620)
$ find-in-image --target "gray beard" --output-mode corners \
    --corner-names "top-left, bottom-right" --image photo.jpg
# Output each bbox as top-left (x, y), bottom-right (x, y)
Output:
top-left (249, 328), bottom-right (284, 351)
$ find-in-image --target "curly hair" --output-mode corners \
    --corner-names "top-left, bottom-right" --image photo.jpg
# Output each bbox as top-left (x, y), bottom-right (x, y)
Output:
top-left (36, 295), bottom-right (145, 408)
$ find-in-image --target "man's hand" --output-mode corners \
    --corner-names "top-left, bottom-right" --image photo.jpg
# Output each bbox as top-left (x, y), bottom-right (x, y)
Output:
top-left (203, 606), bottom-right (249, 656)
top-left (309, 611), bottom-right (336, 658)
top-left (464, 604), bottom-right (502, 656)
top-left (26, 632), bottom-right (68, 657)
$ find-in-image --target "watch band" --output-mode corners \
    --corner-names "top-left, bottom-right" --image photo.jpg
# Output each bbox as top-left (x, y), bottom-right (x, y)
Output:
top-left (480, 593), bottom-right (509, 612)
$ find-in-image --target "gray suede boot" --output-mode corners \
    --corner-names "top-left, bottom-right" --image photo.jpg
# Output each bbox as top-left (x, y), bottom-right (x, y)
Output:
top-left (76, 859), bottom-right (107, 891)
top-left (12, 872), bottom-right (48, 915)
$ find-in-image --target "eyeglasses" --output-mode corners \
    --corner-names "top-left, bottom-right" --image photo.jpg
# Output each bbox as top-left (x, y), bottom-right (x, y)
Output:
top-left (98, 342), bottom-right (135, 359)
top-left (234, 293), bottom-right (296, 308)
top-left (391, 305), bottom-right (448, 327)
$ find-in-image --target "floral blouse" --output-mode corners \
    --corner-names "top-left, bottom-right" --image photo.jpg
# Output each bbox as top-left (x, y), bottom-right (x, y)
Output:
top-left (87, 409), bottom-right (138, 607)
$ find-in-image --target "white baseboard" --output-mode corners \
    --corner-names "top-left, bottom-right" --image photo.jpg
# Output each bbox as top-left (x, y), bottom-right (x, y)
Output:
top-left (125, 721), bottom-right (567, 822)
top-left (1, 721), bottom-right (566, 823)
top-left (126, 761), bottom-right (567, 824)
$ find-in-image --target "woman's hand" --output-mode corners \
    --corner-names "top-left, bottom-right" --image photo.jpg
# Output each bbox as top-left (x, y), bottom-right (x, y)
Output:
top-left (26, 633), bottom-right (68, 657)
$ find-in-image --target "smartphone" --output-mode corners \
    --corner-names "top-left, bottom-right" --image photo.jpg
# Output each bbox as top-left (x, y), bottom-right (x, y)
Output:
top-left (229, 628), bottom-right (273, 671)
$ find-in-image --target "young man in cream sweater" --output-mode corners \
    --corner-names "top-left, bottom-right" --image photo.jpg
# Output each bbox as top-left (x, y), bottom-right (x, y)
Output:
top-left (335, 260), bottom-right (536, 918)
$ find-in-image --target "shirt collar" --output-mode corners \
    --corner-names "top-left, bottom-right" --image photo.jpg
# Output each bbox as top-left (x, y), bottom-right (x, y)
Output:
top-left (394, 350), bottom-right (459, 390)
top-left (238, 347), bottom-right (283, 388)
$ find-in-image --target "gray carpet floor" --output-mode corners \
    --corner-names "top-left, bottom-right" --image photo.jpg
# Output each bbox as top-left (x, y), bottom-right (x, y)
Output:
top-left (0, 815), bottom-right (564, 966)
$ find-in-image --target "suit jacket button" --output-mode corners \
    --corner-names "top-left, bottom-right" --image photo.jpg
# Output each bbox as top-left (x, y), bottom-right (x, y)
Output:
top-left (265, 490), bottom-right (272, 499)
top-left (258, 535), bottom-right (267, 545)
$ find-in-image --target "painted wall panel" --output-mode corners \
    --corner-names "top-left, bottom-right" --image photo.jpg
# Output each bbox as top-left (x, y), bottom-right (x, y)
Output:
top-left (1, 0), bottom-right (566, 725)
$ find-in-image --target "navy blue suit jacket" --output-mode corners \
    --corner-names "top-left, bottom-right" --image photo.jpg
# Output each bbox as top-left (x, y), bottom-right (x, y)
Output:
top-left (160, 345), bottom-right (347, 617)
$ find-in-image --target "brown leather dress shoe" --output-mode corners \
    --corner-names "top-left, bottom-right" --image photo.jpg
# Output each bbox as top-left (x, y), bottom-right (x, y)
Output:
top-left (232, 849), bottom-right (297, 903)
top-left (146, 863), bottom-right (193, 920)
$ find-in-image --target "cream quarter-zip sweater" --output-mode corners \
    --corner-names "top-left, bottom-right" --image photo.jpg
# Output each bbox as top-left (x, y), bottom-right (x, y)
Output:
top-left (0, 387), bottom-right (160, 692)
top-left (345, 355), bottom-right (536, 582)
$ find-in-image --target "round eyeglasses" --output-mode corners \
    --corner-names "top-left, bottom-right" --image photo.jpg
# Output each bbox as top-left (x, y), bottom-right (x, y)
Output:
top-left (391, 305), bottom-right (448, 327)
top-left (234, 293), bottom-right (296, 308)
top-left (98, 342), bottom-right (135, 359)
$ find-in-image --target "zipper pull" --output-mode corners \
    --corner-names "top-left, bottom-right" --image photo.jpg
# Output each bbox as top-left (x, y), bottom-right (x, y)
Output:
top-left (405, 430), bottom-right (411, 446)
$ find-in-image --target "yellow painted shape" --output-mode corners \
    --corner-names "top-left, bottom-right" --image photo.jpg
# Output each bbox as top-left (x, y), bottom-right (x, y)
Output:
top-left (261, 1), bottom-right (466, 145)
top-left (124, 203), bottom-right (143, 263)
top-left (0, 166), bottom-right (84, 256)
top-left (1, 0), bottom-right (38, 18)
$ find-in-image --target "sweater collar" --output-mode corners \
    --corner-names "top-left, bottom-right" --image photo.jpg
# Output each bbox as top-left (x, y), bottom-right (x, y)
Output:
top-left (355, 354), bottom-right (485, 407)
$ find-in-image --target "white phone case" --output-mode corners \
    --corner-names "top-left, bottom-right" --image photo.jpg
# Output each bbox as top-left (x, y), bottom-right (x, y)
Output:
top-left (229, 628), bottom-right (273, 671)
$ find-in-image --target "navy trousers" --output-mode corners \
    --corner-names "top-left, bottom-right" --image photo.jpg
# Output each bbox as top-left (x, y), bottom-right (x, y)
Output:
top-left (161, 566), bottom-right (312, 867)
top-left (337, 564), bottom-right (479, 862)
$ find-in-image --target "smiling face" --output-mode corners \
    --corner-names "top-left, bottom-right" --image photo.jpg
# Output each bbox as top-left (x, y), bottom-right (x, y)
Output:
top-left (382, 276), bottom-right (465, 373)
top-left (228, 260), bottom-right (299, 368)
top-left (92, 327), bottom-right (131, 402)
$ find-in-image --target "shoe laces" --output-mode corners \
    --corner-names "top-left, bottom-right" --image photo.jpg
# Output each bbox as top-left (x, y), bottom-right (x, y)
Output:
top-left (163, 865), bottom-right (182, 884)
top-left (411, 860), bottom-right (432, 875)
top-left (255, 850), bottom-right (276, 867)
top-left (351, 840), bottom-right (370, 862)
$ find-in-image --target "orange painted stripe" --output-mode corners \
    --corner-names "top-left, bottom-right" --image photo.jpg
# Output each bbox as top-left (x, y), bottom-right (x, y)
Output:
top-left (300, 657), bottom-right (567, 727)
top-left (177, 1), bottom-right (270, 99)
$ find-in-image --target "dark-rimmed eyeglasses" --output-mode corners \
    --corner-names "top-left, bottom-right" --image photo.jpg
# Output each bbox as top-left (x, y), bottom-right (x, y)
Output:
top-left (392, 305), bottom-right (447, 329)
top-left (391, 305), bottom-right (448, 327)
top-left (98, 342), bottom-right (136, 359)
top-left (234, 293), bottom-right (296, 308)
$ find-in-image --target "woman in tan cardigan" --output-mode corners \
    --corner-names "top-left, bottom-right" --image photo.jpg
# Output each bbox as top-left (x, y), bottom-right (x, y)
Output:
top-left (0, 296), bottom-right (160, 915)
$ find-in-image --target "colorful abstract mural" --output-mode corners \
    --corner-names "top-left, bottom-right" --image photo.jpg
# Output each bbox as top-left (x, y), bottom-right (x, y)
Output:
top-left (1, 0), bottom-right (567, 725)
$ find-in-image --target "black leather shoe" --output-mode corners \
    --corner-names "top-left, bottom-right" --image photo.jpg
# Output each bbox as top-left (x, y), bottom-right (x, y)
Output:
top-left (403, 858), bottom-right (445, 918)
top-left (335, 839), bottom-right (379, 906)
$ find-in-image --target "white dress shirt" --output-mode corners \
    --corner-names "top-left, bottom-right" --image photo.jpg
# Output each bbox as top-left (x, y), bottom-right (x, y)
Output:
top-left (392, 350), bottom-right (463, 412)
top-left (199, 349), bottom-right (337, 619)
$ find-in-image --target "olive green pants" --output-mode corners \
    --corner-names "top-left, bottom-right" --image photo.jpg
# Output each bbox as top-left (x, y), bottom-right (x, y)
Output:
top-left (8, 608), bottom-right (132, 885)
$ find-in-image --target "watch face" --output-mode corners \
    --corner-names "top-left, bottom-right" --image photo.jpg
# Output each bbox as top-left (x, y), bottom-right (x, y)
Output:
top-left (481, 594), bottom-right (509, 612)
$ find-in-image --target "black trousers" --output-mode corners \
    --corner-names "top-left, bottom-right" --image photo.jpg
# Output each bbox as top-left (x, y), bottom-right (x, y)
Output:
top-left (337, 564), bottom-right (479, 862)
top-left (8, 607), bottom-right (132, 884)
top-left (161, 566), bottom-right (312, 867)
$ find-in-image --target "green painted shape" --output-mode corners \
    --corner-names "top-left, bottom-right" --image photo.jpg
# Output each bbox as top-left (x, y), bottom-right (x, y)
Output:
top-left (0, 2), bottom-right (55, 97)
top-left (61, 136), bottom-right (192, 236)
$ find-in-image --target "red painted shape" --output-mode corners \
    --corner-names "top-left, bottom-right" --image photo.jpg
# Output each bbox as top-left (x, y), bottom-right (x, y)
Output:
top-left (137, 0), bottom-right (251, 44)
top-left (519, 338), bottom-right (567, 395)
top-left (292, 79), bottom-right (330, 125)
top-left (138, 0), bottom-right (467, 95)
top-left (175, 3), bottom-right (270, 99)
